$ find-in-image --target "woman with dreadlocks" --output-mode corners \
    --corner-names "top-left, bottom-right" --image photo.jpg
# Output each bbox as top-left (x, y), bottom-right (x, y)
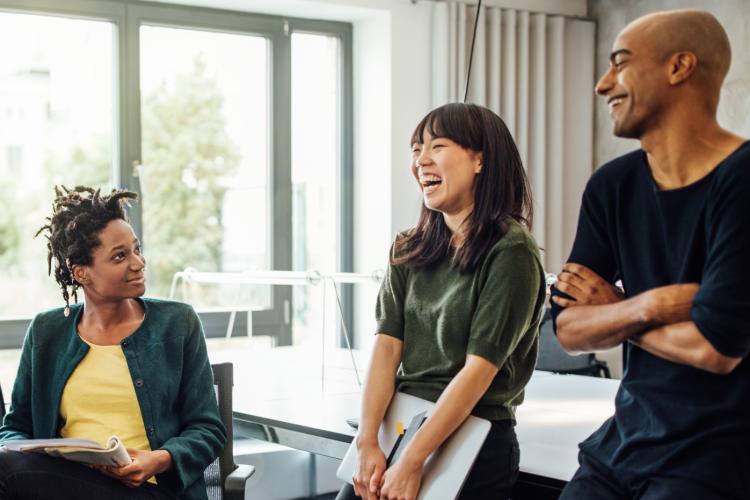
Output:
top-left (0, 186), bottom-right (225, 500)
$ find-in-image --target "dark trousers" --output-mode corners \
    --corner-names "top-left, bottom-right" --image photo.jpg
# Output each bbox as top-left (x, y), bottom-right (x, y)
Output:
top-left (0, 449), bottom-right (176, 500)
top-left (559, 452), bottom-right (742, 500)
top-left (336, 420), bottom-right (519, 500)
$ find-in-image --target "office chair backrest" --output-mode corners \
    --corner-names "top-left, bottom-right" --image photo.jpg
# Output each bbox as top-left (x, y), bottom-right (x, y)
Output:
top-left (205, 362), bottom-right (254, 500)
top-left (211, 363), bottom-right (235, 490)
top-left (536, 309), bottom-right (610, 377)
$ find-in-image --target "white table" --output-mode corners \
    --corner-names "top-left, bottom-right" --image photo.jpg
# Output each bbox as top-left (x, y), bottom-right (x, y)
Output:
top-left (232, 370), bottom-right (620, 496)
top-left (516, 372), bottom-right (618, 481)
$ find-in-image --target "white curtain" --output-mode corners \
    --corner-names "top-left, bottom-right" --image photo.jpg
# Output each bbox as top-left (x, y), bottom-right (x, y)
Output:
top-left (431, 2), bottom-right (596, 272)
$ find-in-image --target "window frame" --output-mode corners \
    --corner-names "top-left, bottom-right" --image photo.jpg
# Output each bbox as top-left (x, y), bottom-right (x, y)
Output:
top-left (0, 0), bottom-right (354, 347)
top-left (288, 17), bottom-right (355, 347)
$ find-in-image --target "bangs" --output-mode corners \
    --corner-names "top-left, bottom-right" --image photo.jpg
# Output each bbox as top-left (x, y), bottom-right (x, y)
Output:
top-left (410, 109), bottom-right (447, 145)
top-left (409, 103), bottom-right (480, 151)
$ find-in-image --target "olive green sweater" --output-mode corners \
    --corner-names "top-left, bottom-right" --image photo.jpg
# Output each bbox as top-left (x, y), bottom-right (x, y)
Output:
top-left (376, 220), bottom-right (546, 421)
top-left (0, 298), bottom-right (226, 500)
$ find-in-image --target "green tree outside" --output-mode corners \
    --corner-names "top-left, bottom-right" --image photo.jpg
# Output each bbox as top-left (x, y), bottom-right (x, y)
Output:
top-left (140, 56), bottom-right (240, 297)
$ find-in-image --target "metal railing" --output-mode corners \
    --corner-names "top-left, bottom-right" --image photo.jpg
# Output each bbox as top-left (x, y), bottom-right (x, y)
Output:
top-left (169, 268), bottom-right (385, 391)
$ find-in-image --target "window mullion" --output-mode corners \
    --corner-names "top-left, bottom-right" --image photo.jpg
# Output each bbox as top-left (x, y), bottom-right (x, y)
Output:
top-left (339, 25), bottom-right (355, 346)
top-left (268, 27), bottom-right (294, 345)
top-left (122, 3), bottom-right (143, 238)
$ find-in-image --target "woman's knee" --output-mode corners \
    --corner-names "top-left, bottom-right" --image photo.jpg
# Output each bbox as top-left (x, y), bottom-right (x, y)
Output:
top-left (0, 449), bottom-right (30, 497)
top-left (0, 449), bottom-right (74, 480)
top-left (0, 449), bottom-right (28, 476)
top-left (0, 450), bottom-right (111, 499)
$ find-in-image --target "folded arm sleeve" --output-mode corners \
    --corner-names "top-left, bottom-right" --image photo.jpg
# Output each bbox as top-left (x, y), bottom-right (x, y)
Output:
top-left (467, 244), bottom-right (543, 368)
top-left (0, 324), bottom-right (34, 441)
top-left (550, 176), bottom-right (619, 331)
top-left (158, 307), bottom-right (227, 493)
top-left (375, 241), bottom-right (408, 340)
top-left (692, 168), bottom-right (750, 358)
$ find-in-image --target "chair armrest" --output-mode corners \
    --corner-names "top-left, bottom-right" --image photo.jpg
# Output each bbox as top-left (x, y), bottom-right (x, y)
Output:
top-left (224, 464), bottom-right (255, 500)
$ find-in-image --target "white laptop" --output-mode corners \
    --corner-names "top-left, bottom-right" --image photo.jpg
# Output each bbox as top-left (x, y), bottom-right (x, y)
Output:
top-left (336, 392), bottom-right (491, 500)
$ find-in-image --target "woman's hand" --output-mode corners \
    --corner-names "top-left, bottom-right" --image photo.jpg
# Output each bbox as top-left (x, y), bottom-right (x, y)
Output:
top-left (379, 454), bottom-right (424, 500)
top-left (352, 440), bottom-right (387, 500)
top-left (97, 448), bottom-right (172, 488)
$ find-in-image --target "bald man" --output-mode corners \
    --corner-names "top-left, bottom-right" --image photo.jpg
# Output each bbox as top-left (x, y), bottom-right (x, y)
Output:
top-left (551, 9), bottom-right (750, 499)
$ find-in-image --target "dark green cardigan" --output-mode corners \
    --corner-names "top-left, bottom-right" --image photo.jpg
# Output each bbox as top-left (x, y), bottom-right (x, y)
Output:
top-left (0, 298), bottom-right (226, 500)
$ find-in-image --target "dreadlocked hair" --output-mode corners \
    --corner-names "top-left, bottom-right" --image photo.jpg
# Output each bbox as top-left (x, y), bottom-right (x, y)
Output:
top-left (35, 186), bottom-right (138, 311)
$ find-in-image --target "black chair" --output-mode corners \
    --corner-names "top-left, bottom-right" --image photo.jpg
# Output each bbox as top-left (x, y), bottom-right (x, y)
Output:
top-left (205, 363), bottom-right (255, 500)
top-left (0, 384), bottom-right (5, 420)
top-left (535, 309), bottom-right (611, 378)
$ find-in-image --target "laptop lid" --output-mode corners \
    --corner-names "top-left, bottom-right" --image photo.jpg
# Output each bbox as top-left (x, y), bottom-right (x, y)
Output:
top-left (336, 391), bottom-right (491, 500)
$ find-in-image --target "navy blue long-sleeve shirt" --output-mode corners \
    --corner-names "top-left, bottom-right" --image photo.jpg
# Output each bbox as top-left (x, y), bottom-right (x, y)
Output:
top-left (552, 142), bottom-right (750, 494)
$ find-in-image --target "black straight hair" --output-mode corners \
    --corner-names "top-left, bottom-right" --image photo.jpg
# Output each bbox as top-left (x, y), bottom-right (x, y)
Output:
top-left (393, 103), bottom-right (533, 272)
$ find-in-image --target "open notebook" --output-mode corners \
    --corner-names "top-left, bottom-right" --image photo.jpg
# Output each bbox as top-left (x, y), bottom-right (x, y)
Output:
top-left (337, 392), bottom-right (491, 500)
top-left (2, 435), bottom-right (131, 466)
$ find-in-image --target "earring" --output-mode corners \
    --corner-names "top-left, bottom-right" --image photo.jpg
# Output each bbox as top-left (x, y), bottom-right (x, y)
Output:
top-left (64, 305), bottom-right (70, 317)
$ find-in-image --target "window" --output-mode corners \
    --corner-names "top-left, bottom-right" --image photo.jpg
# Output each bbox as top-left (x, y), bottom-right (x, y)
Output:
top-left (139, 25), bottom-right (270, 299)
top-left (0, 1), bottom-right (353, 349)
top-left (292, 32), bottom-right (347, 345)
top-left (0, 10), bottom-right (115, 320)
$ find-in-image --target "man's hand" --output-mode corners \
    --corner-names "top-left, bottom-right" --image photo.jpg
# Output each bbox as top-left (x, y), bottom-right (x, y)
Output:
top-left (97, 448), bottom-right (172, 488)
top-left (379, 454), bottom-right (424, 500)
top-left (352, 441), bottom-right (386, 500)
top-left (551, 263), bottom-right (624, 308)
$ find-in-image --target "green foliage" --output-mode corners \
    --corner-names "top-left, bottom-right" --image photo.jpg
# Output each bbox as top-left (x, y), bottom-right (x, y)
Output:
top-left (140, 56), bottom-right (239, 296)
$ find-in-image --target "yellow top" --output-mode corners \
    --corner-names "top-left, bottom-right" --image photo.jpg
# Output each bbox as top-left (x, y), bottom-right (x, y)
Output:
top-left (60, 336), bottom-right (155, 482)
